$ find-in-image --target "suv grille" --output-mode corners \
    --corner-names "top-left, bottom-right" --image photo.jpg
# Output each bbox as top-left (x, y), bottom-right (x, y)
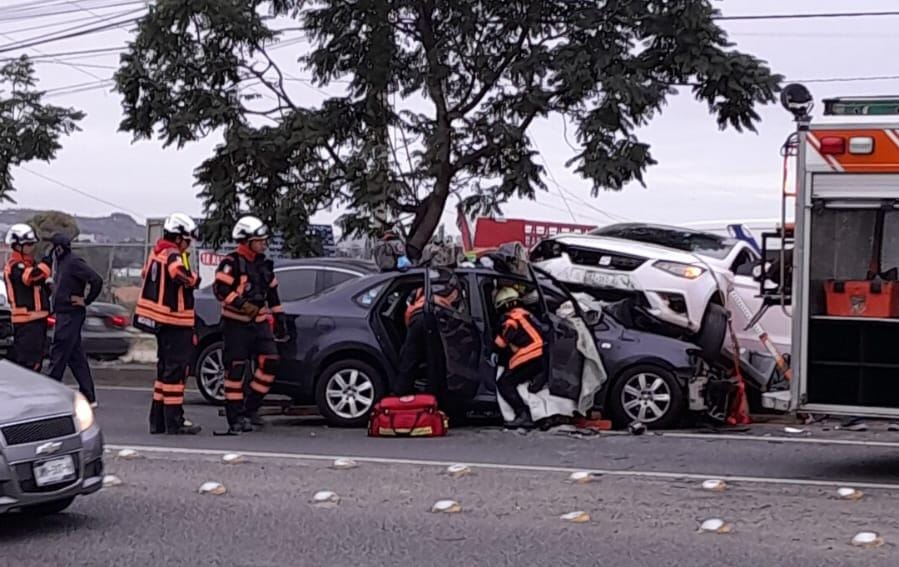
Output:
top-left (1, 416), bottom-right (76, 446)
top-left (566, 246), bottom-right (647, 272)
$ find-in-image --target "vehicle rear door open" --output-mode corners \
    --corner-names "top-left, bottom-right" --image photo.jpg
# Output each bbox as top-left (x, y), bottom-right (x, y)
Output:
top-left (530, 267), bottom-right (585, 401)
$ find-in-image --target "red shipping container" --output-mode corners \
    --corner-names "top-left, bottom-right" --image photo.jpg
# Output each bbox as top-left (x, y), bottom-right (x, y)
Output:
top-left (824, 280), bottom-right (899, 318)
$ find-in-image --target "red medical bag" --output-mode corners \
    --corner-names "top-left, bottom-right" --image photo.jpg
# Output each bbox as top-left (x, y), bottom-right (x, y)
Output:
top-left (368, 394), bottom-right (448, 437)
top-left (824, 280), bottom-right (899, 318)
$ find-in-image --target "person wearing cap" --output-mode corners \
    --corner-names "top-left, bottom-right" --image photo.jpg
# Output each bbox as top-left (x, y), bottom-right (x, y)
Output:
top-left (493, 286), bottom-right (547, 429)
top-left (47, 233), bottom-right (103, 407)
top-left (3, 224), bottom-right (53, 372)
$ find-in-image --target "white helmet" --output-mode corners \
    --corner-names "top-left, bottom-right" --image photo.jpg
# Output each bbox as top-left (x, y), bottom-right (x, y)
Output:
top-left (232, 215), bottom-right (269, 242)
top-left (163, 213), bottom-right (198, 239)
top-left (5, 223), bottom-right (39, 247)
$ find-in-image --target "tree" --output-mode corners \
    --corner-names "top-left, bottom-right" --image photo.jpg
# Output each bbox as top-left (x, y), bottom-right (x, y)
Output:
top-left (115, 0), bottom-right (781, 259)
top-left (27, 210), bottom-right (80, 241)
top-left (0, 57), bottom-right (84, 202)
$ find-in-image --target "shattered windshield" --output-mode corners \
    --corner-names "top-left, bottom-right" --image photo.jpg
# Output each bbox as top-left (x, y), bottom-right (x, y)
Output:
top-left (590, 225), bottom-right (734, 259)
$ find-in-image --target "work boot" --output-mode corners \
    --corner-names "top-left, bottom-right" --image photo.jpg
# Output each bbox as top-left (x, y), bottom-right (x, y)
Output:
top-left (246, 411), bottom-right (267, 428)
top-left (506, 412), bottom-right (535, 430)
top-left (228, 416), bottom-right (253, 434)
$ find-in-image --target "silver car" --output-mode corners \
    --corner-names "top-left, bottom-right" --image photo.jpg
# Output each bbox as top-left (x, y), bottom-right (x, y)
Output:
top-left (0, 360), bottom-right (104, 515)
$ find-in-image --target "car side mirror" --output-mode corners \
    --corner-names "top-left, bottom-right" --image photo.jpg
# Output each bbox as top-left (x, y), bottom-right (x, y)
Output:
top-left (584, 309), bottom-right (602, 327)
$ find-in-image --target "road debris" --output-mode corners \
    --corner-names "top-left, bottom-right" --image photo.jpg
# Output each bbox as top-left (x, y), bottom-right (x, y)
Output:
top-left (102, 474), bottom-right (123, 488)
top-left (117, 449), bottom-right (140, 460)
top-left (837, 487), bottom-right (864, 501)
top-left (431, 499), bottom-right (462, 513)
top-left (199, 482), bottom-right (227, 495)
top-left (446, 464), bottom-right (472, 477)
top-left (222, 453), bottom-right (245, 465)
top-left (331, 458), bottom-right (358, 470)
top-left (568, 471), bottom-right (596, 484)
top-left (560, 511), bottom-right (591, 523)
top-left (851, 532), bottom-right (884, 548)
top-left (701, 479), bottom-right (727, 492)
top-left (699, 518), bottom-right (733, 534)
top-left (312, 491), bottom-right (340, 507)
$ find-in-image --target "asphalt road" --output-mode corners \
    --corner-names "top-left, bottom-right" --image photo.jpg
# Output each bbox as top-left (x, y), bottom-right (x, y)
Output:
top-left (2, 451), bottom-right (897, 566)
top-left (7, 376), bottom-right (899, 566)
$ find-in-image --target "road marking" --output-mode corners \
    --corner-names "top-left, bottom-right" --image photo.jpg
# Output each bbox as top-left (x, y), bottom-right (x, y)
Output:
top-left (650, 431), bottom-right (899, 449)
top-left (106, 444), bottom-right (899, 492)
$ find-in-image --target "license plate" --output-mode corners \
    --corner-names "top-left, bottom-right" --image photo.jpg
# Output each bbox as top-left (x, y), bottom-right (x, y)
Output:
top-left (33, 455), bottom-right (76, 487)
top-left (584, 271), bottom-right (631, 289)
top-left (85, 317), bottom-right (105, 329)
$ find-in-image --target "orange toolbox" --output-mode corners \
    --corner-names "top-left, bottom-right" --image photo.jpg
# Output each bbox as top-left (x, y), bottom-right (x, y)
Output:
top-left (825, 280), bottom-right (899, 318)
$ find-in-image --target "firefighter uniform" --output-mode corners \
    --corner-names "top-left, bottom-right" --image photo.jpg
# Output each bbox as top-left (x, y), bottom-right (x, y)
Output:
top-left (3, 251), bottom-right (52, 372)
top-left (213, 244), bottom-right (284, 431)
top-left (135, 240), bottom-right (201, 434)
top-left (494, 290), bottom-right (546, 425)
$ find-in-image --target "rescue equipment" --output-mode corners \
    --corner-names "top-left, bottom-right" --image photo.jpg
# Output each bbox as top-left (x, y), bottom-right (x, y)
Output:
top-left (368, 394), bottom-right (448, 437)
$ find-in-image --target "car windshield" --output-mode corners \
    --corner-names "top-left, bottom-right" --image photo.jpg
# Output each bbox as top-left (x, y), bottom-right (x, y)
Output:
top-left (590, 225), bottom-right (735, 259)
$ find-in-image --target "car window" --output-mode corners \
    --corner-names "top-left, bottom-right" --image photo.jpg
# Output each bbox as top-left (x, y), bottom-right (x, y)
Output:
top-left (591, 225), bottom-right (735, 259)
top-left (276, 268), bottom-right (318, 302)
top-left (355, 283), bottom-right (386, 307)
top-left (321, 270), bottom-right (357, 290)
top-left (730, 249), bottom-right (757, 276)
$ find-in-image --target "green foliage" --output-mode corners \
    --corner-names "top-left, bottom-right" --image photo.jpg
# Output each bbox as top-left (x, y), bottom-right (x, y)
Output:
top-left (115, 0), bottom-right (781, 257)
top-left (0, 57), bottom-right (85, 202)
top-left (27, 209), bottom-right (80, 241)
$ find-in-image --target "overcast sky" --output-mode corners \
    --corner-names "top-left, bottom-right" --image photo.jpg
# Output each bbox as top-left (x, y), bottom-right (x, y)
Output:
top-left (3, 0), bottom-right (898, 233)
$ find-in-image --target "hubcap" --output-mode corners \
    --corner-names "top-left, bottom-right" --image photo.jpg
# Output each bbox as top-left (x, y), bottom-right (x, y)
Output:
top-left (326, 369), bottom-right (375, 420)
top-left (621, 372), bottom-right (671, 424)
top-left (200, 348), bottom-right (225, 401)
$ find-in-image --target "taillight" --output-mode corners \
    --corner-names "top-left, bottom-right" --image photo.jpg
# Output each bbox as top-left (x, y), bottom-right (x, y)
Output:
top-left (47, 316), bottom-right (56, 328)
top-left (267, 314), bottom-right (275, 332)
top-left (108, 315), bottom-right (127, 328)
top-left (819, 136), bottom-right (845, 155)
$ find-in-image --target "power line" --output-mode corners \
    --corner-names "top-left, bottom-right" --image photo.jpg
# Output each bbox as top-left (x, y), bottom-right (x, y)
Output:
top-left (0, 46), bottom-right (125, 61)
top-left (19, 166), bottom-right (145, 220)
top-left (716, 11), bottom-right (899, 21)
top-left (0, 15), bottom-right (139, 54)
top-left (0, 1), bottom-right (144, 22)
top-left (794, 75), bottom-right (899, 84)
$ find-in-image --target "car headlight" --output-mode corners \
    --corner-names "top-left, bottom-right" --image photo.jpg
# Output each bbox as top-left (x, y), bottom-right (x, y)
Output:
top-left (74, 392), bottom-right (95, 432)
top-left (653, 260), bottom-right (706, 280)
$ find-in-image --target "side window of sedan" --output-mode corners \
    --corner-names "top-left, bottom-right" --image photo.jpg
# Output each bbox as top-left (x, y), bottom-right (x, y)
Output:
top-left (276, 269), bottom-right (318, 302)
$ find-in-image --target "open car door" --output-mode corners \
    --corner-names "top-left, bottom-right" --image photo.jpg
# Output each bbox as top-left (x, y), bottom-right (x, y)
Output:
top-left (424, 268), bottom-right (485, 401)
top-left (531, 267), bottom-right (585, 402)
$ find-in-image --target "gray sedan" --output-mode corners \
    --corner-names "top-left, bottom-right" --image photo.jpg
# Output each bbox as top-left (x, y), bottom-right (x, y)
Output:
top-left (0, 360), bottom-right (104, 515)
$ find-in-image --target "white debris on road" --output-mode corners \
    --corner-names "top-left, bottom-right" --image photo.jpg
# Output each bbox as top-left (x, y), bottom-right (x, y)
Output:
top-left (312, 491), bottom-right (340, 506)
top-left (102, 475), bottom-right (123, 488)
top-left (699, 518), bottom-right (733, 534)
top-left (851, 532), bottom-right (884, 548)
top-left (222, 453), bottom-right (245, 465)
top-left (331, 458), bottom-right (357, 470)
top-left (569, 471), bottom-right (595, 484)
top-left (199, 482), bottom-right (227, 495)
top-left (837, 487), bottom-right (864, 501)
top-left (560, 511), bottom-right (591, 523)
top-left (446, 464), bottom-right (472, 477)
top-left (117, 449), bottom-right (140, 460)
top-left (701, 479), bottom-right (727, 492)
top-left (431, 499), bottom-right (462, 513)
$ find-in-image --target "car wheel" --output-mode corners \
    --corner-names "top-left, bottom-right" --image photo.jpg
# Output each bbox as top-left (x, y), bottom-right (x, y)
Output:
top-left (21, 496), bottom-right (76, 516)
top-left (196, 341), bottom-right (226, 405)
top-left (694, 303), bottom-right (728, 361)
top-left (609, 365), bottom-right (684, 429)
top-left (315, 360), bottom-right (385, 427)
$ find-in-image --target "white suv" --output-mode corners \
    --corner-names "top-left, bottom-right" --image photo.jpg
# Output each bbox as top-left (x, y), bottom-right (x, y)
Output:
top-left (531, 223), bottom-right (791, 358)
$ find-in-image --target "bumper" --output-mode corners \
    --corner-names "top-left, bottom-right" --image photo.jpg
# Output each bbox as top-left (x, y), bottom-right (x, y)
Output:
top-left (0, 424), bottom-right (104, 513)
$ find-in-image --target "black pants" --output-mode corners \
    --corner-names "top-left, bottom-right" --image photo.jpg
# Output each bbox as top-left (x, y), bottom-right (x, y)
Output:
top-left (48, 310), bottom-right (95, 403)
top-left (13, 318), bottom-right (48, 372)
top-left (222, 319), bottom-right (279, 426)
top-left (497, 358), bottom-right (545, 416)
top-left (393, 315), bottom-right (428, 396)
top-left (150, 325), bottom-right (194, 434)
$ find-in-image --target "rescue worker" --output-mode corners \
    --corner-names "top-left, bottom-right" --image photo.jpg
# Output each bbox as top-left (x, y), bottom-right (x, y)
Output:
top-left (213, 215), bottom-right (288, 435)
top-left (493, 287), bottom-right (547, 429)
top-left (3, 224), bottom-right (52, 372)
top-left (48, 233), bottom-right (103, 406)
top-left (135, 213), bottom-right (203, 435)
top-left (392, 275), bottom-right (461, 396)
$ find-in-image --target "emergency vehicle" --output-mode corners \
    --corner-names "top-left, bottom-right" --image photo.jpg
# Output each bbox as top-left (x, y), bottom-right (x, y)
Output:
top-left (762, 86), bottom-right (899, 419)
